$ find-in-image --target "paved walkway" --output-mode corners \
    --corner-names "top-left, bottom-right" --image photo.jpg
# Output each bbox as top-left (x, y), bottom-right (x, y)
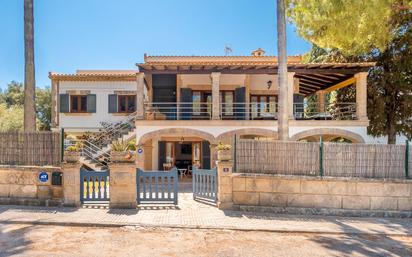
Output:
top-left (0, 183), bottom-right (411, 236)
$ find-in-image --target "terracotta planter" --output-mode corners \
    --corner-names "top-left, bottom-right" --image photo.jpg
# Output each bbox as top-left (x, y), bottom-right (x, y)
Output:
top-left (64, 151), bottom-right (80, 163)
top-left (110, 151), bottom-right (136, 163)
top-left (217, 150), bottom-right (232, 162)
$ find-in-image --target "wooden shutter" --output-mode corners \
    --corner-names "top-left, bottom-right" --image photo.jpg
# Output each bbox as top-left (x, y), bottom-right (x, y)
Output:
top-left (108, 94), bottom-right (118, 113)
top-left (180, 88), bottom-right (192, 120)
top-left (201, 141), bottom-right (211, 169)
top-left (87, 94), bottom-right (96, 113)
top-left (234, 87), bottom-right (246, 120)
top-left (158, 141), bottom-right (166, 170)
top-left (59, 94), bottom-right (69, 113)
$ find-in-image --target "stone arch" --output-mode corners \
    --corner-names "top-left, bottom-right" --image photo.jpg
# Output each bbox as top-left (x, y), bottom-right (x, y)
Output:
top-left (138, 127), bottom-right (216, 145)
top-left (290, 128), bottom-right (365, 143)
top-left (216, 128), bottom-right (278, 141)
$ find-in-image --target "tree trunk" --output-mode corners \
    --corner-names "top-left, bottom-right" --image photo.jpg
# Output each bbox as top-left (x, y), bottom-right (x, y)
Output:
top-left (387, 118), bottom-right (397, 144)
top-left (24, 0), bottom-right (36, 132)
top-left (277, 0), bottom-right (289, 141)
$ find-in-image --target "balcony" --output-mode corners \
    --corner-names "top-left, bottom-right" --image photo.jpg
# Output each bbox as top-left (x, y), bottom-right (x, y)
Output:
top-left (143, 102), bottom-right (357, 121)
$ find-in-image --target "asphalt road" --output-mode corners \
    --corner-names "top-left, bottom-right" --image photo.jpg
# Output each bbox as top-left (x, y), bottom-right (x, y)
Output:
top-left (0, 224), bottom-right (411, 257)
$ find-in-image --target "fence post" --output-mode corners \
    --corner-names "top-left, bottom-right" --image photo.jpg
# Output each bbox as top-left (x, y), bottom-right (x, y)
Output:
top-left (406, 140), bottom-right (410, 179)
top-left (319, 137), bottom-right (324, 177)
top-left (60, 128), bottom-right (65, 162)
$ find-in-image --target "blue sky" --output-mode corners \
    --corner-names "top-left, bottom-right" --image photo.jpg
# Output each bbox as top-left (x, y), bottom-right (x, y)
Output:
top-left (0, 0), bottom-right (311, 89)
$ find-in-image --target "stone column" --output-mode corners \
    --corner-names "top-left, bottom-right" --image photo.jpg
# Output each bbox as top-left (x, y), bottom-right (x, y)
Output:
top-left (288, 72), bottom-right (296, 119)
top-left (136, 73), bottom-right (145, 120)
top-left (355, 72), bottom-right (368, 121)
top-left (62, 163), bottom-right (82, 207)
top-left (211, 72), bottom-right (221, 120)
top-left (316, 90), bottom-right (327, 113)
top-left (109, 163), bottom-right (137, 209)
top-left (217, 161), bottom-right (234, 210)
top-left (51, 79), bottom-right (59, 129)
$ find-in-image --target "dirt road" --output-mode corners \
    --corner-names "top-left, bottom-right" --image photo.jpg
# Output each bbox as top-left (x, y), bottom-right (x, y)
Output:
top-left (0, 224), bottom-right (411, 257)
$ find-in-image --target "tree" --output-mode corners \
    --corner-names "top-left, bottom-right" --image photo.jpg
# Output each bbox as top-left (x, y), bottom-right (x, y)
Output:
top-left (36, 87), bottom-right (51, 131)
top-left (0, 81), bottom-right (25, 107)
top-left (0, 104), bottom-right (24, 131)
top-left (24, 0), bottom-right (36, 131)
top-left (277, 0), bottom-right (289, 141)
top-left (0, 82), bottom-right (51, 131)
top-left (368, 9), bottom-right (412, 144)
top-left (286, 0), bottom-right (411, 55)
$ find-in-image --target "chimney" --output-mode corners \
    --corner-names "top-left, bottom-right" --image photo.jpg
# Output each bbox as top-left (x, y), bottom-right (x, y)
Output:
top-left (251, 48), bottom-right (265, 57)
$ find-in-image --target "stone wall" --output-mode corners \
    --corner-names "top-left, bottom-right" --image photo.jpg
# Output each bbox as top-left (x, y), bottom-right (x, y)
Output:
top-left (230, 173), bottom-right (412, 212)
top-left (0, 165), bottom-right (63, 206)
top-left (109, 163), bottom-right (137, 209)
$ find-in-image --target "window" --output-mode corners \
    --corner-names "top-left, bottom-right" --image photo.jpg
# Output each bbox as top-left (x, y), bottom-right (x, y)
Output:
top-left (220, 91), bottom-right (234, 116)
top-left (70, 95), bottom-right (87, 113)
top-left (192, 91), bottom-right (212, 117)
top-left (118, 95), bottom-right (136, 113)
top-left (250, 95), bottom-right (278, 118)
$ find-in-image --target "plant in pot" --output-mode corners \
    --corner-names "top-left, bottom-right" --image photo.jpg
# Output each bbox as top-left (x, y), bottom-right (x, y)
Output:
top-left (216, 142), bottom-right (232, 161)
top-left (111, 140), bottom-right (135, 162)
top-left (64, 145), bottom-right (80, 162)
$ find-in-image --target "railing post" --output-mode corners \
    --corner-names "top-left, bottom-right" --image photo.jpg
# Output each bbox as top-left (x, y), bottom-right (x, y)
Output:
top-left (60, 128), bottom-right (65, 162)
top-left (319, 136), bottom-right (324, 177)
top-left (406, 140), bottom-right (410, 179)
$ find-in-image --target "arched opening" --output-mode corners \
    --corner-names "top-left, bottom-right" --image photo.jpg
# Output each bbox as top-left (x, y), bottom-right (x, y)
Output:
top-left (290, 128), bottom-right (365, 144)
top-left (137, 128), bottom-right (216, 173)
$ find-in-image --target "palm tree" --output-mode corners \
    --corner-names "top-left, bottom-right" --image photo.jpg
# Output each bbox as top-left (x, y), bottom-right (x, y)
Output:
top-left (277, 0), bottom-right (289, 141)
top-left (24, 0), bottom-right (36, 131)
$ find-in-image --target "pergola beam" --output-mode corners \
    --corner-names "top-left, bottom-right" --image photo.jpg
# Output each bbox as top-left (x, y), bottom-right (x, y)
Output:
top-left (324, 77), bottom-right (356, 93)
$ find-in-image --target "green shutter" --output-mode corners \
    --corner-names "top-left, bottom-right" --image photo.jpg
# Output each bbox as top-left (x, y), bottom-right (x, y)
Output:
top-left (87, 94), bottom-right (96, 113)
top-left (59, 94), bottom-right (69, 113)
top-left (108, 94), bottom-right (118, 113)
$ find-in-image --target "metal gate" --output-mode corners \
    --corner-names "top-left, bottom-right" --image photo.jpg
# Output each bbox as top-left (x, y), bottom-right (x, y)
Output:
top-left (192, 167), bottom-right (218, 203)
top-left (136, 168), bottom-right (178, 205)
top-left (80, 168), bottom-right (110, 203)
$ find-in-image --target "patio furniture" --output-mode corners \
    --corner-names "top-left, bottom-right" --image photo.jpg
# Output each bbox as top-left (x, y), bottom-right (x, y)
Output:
top-left (178, 168), bottom-right (188, 180)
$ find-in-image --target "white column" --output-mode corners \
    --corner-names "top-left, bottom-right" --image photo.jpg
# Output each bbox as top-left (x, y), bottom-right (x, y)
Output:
top-left (211, 72), bottom-right (221, 120)
top-left (136, 73), bottom-right (145, 120)
top-left (287, 72), bottom-right (295, 119)
top-left (355, 72), bottom-right (368, 121)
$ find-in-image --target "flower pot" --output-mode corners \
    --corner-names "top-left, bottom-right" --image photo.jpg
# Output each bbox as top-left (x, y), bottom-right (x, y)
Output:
top-left (64, 151), bottom-right (80, 163)
top-left (218, 150), bottom-right (232, 161)
top-left (110, 151), bottom-right (136, 163)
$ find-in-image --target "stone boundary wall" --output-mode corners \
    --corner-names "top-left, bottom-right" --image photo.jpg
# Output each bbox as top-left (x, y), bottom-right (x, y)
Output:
top-left (231, 174), bottom-right (412, 212)
top-left (0, 165), bottom-right (63, 206)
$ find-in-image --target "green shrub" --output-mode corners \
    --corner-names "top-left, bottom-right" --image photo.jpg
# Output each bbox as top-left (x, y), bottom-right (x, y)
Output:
top-left (66, 145), bottom-right (78, 152)
top-left (112, 140), bottom-right (129, 152)
top-left (128, 139), bottom-right (137, 151)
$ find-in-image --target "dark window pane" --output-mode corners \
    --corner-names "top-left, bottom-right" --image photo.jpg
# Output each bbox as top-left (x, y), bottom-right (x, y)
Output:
top-left (71, 96), bottom-right (78, 112)
top-left (127, 96), bottom-right (136, 112)
top-left (119, 96), bottom-right (127, 112)
top-left (80, 96), bottom-right (87, 112)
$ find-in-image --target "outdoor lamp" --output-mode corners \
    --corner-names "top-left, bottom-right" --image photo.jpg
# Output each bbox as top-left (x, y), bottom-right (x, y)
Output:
top-left (267, 80), bottom-right (273, 89)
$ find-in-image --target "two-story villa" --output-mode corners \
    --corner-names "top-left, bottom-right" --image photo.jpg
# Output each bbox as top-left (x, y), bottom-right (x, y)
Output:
top-left (50, 49), bottom-right (377, 171)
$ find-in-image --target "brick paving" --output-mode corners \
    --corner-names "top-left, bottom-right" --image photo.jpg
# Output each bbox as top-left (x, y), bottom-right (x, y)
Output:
top-left (0, 183), bottom-right (411, 235)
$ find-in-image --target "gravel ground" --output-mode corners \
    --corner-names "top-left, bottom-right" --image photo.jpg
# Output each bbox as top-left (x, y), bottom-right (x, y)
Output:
top-left (0, 224), bottom-right (411, 257)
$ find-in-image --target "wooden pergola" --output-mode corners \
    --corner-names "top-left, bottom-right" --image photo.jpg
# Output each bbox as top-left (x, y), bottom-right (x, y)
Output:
top-left (137, 57), bottom-right (374, 95)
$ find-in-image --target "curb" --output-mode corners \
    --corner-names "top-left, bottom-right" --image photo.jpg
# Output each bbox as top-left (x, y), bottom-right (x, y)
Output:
top-left (1, 220), bottom-right (411, 237)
